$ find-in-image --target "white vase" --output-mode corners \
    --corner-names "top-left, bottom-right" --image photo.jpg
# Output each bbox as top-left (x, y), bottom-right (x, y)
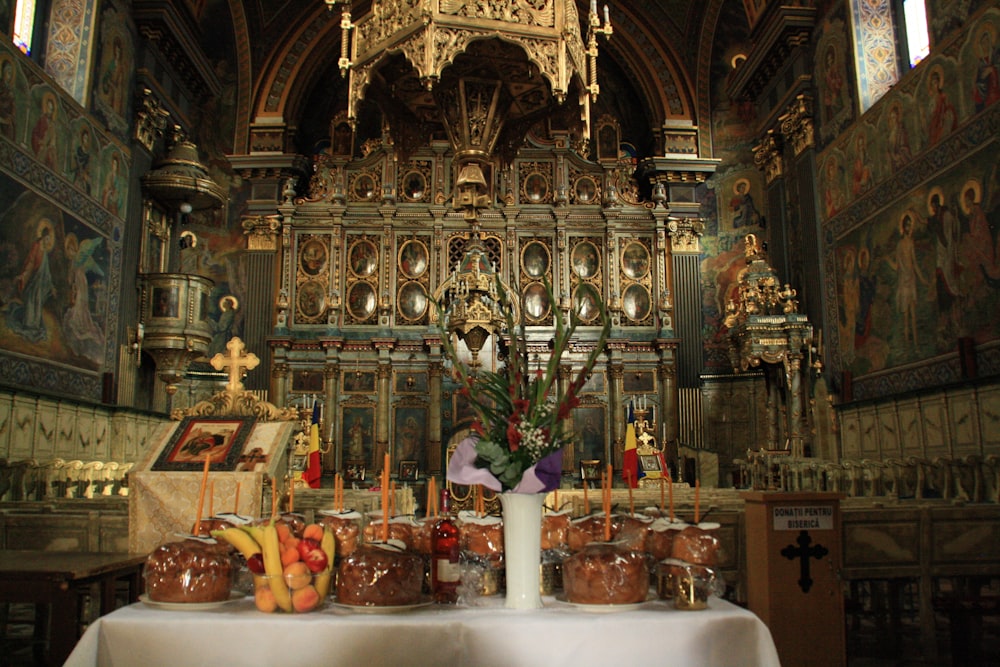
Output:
top-left (499, 491), bottom-right (545, 609)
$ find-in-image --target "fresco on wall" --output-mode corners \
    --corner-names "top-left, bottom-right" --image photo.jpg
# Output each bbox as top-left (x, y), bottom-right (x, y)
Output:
top-left (91, 0), bottom-right (135, 139)
top-left (815, 14), bottom-right (855, 148)
top-left (0, 188), bottom-right (110, 372)
top-left (0, 50), bottom-right (25, 144)
top-left (928, 0), bottom-right (990, 45)
top-left (824, 10), bottom-right (1000, 396)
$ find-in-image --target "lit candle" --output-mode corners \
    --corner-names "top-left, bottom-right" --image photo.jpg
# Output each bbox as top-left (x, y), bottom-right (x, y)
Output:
top-left (193, 454), bottom-right (211, 536)
top-left (233, 482), bottom-right (241, 515)
top-left (603, 4), bottom-right (610, 25)
top-left (694, 479), bottom-right (701, 524)
top-left (381, 453), bottom-right (390, 542)
top-left (590, 0), bottom-right (597, 16)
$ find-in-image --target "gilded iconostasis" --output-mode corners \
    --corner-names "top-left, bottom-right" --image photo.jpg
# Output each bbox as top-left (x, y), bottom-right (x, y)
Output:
top-left (0, 0), bottom-right (998, 475)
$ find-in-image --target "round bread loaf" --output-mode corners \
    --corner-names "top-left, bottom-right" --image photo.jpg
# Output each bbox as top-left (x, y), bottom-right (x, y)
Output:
top-left (336, 542), bottom-right (423, 606)
top-left (145, 539), bottom-right (234, 603)
top-left (562, 542), bottom-right (648, 605)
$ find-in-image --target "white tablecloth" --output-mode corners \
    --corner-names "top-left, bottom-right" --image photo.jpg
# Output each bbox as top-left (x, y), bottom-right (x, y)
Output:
top-left (66, 595), bottom-right (780, 667)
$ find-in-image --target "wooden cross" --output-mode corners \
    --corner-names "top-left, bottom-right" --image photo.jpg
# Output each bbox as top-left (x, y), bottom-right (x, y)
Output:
top-left (780, 530), bottom-right (829, 593)
top-left (211, 337), bottom-right (260, 392)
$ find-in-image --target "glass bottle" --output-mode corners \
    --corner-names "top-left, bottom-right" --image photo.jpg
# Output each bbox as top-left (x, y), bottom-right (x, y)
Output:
top-left (431, 488), bottom-right (460, 603)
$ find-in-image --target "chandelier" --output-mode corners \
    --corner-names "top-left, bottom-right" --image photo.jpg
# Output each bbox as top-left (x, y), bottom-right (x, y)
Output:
top-left (324, 0), bottom-right (611, 161)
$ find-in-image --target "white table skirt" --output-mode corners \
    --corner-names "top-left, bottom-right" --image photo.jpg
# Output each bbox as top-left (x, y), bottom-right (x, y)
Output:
top-left (66, 594), bottom-right (780, 667)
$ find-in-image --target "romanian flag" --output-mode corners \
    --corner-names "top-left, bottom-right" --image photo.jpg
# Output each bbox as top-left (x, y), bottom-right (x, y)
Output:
top-left (622, 399), bottom-right (639, 488)
top-left (303, 400), bottom-right (322, 489)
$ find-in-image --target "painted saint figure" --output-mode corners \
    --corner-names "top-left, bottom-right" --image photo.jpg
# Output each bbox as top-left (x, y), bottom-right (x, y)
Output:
top-left (6, 220), bottom-right (56, 343)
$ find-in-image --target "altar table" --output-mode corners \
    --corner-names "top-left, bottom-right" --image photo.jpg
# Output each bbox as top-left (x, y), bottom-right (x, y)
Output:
top-left (0, 551), bottom-right (145, 666)
top-left (65, 594), bottom-right (780, 667)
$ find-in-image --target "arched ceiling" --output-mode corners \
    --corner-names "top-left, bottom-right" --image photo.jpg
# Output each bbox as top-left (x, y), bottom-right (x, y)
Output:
top-left (197, 1), bottom-right (743, 158)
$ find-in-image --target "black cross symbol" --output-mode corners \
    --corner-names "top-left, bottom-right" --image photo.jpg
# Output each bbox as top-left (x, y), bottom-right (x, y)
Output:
top-left (781, 530), bottom-right (828, 593)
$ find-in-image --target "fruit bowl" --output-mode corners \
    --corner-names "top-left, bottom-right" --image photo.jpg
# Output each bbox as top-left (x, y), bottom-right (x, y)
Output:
top-left (252, 572), bottom-right (328, 613)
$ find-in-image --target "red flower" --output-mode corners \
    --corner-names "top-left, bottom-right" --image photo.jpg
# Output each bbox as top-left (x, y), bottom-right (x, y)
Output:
top-left (472, 420), bottom-right (485, 436)
top-left (506, 416), bottom-right (522, 451)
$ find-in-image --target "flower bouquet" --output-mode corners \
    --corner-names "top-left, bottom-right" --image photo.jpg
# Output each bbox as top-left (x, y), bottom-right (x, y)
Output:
top-left (438, 275), bottom-right (611, 493)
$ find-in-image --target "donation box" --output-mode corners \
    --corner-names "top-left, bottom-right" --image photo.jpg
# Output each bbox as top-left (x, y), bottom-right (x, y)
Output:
top-left (742, 491), bottom-right (846, 667)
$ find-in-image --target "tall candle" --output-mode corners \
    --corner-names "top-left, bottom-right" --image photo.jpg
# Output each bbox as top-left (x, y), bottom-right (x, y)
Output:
top-left (289, 474), bottom-right (295, 513)
top-left (553, 488), bottom-right (559, 513)
top-left (667, 468), bottom-right (674, 521)
top-left (694, 479), bottom-right (701, 524)
top-left (233, 482), bottom-right (241, 515)
top-left (583, 479), bottom-right (590, 514)
top-left (193, 454), bottom-right (210, 535)
top-left (381, 453), bottom-right (390, 542)
top-left (627, 473), bottom-right (634, 516)
top-left (271, 476), bottom-right (278, 518)
top-left (603, 463), bottom-right (613, 541)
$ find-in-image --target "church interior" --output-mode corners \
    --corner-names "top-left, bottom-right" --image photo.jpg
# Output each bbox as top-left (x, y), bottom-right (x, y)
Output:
top-left (1, 0), bottom-right (999, 664)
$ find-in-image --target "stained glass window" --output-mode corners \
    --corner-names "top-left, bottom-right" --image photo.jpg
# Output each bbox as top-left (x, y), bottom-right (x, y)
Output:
top-left (13, 0), bottom-right (36, 55)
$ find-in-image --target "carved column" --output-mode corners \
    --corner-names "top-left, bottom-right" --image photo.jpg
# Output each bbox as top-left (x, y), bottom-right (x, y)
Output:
top-left (559, 363), bottom-right (575, 473)
top-left (656, 357), bottom-right (679, 473)
top-left (778, 94), bottom-right (815, 157)
top-left (785, 354), bottom-right (805, 458)
top-left (752, 129), bottom-right (784, 186)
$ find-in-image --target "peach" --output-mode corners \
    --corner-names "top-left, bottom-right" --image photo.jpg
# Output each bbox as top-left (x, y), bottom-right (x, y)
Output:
top-left (275, 523), bottom-right (293, 544)
top-left (303, 523), bottom-right (324, 542)
top-left (283, 561), bottom-right (312, 590)
top-left (280, 544), bottom-right (301, 566)
top-left (254, 585), bottom-right (278, 613)
top-left (291, 584), bottom-right (321, 612)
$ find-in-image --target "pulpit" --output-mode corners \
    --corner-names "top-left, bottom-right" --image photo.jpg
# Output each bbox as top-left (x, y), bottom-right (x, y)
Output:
top-left (742, 491), bottom-right (846, 667)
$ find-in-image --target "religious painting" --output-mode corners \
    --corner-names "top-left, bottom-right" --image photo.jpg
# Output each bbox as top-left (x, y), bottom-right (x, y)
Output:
top-left (343, 370), bottom-right (376, 394)
top-left (299, 237), bottom-right (328, 276)
top-left (522, 281), bottom-right (551, 323)
top-left (393, 406), bottom-right (426, 465)
top-left (573, 175), bottom-right (597, 204)
top-left (640, 454), bottom-right (663, 475)
top-left (0, 187), bottom-right (114, 378)
top-left (398, 238), bottom-right (428, 278)
top-left (343, 460), bottom-right (366, 482)
top-left (91, 1), bottom-right (135, 140)
top-left (401, 170), bottom-right (426, 202)
top-left (394, 371), bottom-right (428, 394)
top-left (296, 280), bottom-right (326, 319)
top-left (352, 173), bottom-right (376, 201)
top-left (341, 406), bottom-right (375, 470)
top-left (520, 240), bottom-right (550, 278)
top-left (346, 281), bottom-right (376, 321)
top-left (579, 370), bottom-right (605, 394)
top-left (291, 369), bottom-right (325, 394)
top-left (152, 417), bottom-right (255, 472)
top-left (623, 371), bottom-right (655, 393)
top-left (572, 283), bottom-right (601, 323)
top-left (580, 459), bottom-right (602, 482)
top-left (621, 241), bottom-right (650, 279)
top-left (571, 241), bottom-right (600, 279)
top-left (396, 281), bottom-right (428, 322)
top-left (348, 238), bottom-right (378, 277)
top-left (622, 284), bottom-right (651, 322)
top-left (522, 171), bottom-right (549, 203)
top-left (398, 460), bottom-right (419, 482)
top-left (572, 405), bottom-right (605, 466)
top-left (150, 286), bottom-right (179, 319)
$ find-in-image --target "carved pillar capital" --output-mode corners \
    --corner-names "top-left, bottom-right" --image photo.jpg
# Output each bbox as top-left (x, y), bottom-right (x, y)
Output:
top-left (752, 129), bottom-right (784, 184)
top-left (242, 214), bottom-right (283, 251)
top-left (779, 94), bottom-right (815, 157)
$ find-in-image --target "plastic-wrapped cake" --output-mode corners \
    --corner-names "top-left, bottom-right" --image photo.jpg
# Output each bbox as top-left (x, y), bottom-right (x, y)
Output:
top-left (562, 541), bottom-right (649, 605)
top-left (145, 538), bottom-right (235, 603)
top-left (335, 541), bottom-right (423, 606)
